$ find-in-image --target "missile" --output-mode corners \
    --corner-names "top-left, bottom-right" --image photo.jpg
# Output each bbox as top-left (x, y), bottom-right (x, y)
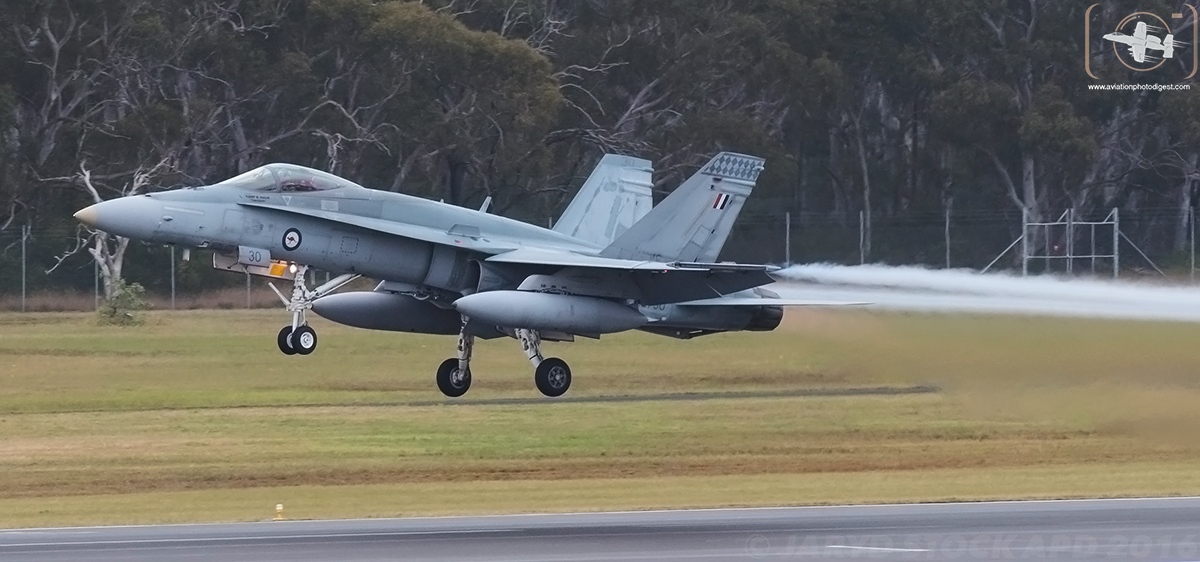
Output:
top-left (311, 291), bottom-right (461, 334)
top-left (453, 291), bottom-right (647, 334)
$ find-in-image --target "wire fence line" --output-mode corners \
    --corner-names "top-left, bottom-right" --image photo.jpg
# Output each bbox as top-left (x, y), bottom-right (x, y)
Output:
top-left (2, 206), bottom-right (1198, 311)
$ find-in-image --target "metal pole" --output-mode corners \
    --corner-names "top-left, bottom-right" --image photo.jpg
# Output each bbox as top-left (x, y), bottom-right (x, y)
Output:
top-left (1191, 205), bottom-right (1196, 283)
top-left (1066, 208), bottom-right (1074, 275)
top-left (21, 225), bottom-right (28, 313)
top-left (1091, 223), bottom-right (1096, 275)
top-left (246, 272), bottom-right (252, 309)
top-left (1021, 208), bottom-right (1029, 276)
top-left (94, 258), bottom-right (100, 309)
top-left (1112, 208), bottom-right (1120, 278)
top-left (784, 212), bottom-right (791, 266)
top-left (1043, 217), bottom-right (1050, 274)
top-left (858, 210), bottom-right (865, 265)
top-left (169, 245), bottom-right (176, 310)
top-left (944, 206), bottom-right (950, 269)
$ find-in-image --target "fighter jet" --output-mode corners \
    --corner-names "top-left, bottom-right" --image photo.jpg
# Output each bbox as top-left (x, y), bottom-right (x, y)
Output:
top-left (74, 152), bottom-right (855, 397)
top-left (1104, 21), bottom-right (1177, 63)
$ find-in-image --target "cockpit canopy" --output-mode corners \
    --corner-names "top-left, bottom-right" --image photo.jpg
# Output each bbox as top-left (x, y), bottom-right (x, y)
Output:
top-left (212, 164), bottom-right (364, 193)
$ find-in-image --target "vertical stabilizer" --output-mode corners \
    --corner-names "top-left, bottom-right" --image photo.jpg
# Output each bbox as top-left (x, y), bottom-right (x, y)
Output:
top-left (600, 152), bottom-right (764, 262)
top-left (553, 154), bottom-right (653, 247)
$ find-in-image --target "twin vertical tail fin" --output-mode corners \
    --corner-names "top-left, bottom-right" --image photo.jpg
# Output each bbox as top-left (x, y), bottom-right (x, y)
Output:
top-left (553, 154), bottom-right (653, 248)
top-left (600, 152), bottom-right (765, 263)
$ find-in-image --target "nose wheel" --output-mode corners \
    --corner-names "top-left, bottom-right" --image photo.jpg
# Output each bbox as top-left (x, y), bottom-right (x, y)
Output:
top-left (277, 326), bottom-right (298, 355)
top-left (277, 324), bottom-right (318, 355)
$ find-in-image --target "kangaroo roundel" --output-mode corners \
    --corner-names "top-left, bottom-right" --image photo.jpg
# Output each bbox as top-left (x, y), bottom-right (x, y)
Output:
top-left (282, 228), bottom-right (302, 251)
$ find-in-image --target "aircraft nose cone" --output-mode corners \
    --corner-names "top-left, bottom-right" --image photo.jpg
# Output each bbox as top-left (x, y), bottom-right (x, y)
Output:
top-left (72, 196), bottom-right (162, 240)
top-left (73, 205), bottom-right (100, 228)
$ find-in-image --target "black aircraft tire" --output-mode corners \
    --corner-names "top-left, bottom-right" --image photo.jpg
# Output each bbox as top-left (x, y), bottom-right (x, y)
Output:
top-left (436, 358), bottom-right (471, 398)
top-left (277, 326), bottom-right (298, 355)
top-left (534, 358), bottom-right (571, 397)
top-left (292, 325), bottom-right (318, 355)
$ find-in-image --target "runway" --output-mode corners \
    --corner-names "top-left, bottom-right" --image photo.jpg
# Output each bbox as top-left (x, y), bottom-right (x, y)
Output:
top-left (2, 497), bottom-right (1199, 561)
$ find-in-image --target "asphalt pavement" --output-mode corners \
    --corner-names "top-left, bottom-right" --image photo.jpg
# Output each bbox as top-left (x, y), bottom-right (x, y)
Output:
top-left (2, 497), bottom-right (1199, 561)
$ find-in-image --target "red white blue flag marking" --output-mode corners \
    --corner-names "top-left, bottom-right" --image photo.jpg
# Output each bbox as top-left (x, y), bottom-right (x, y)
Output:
top-left (712, 193), bottom-right (732, 210)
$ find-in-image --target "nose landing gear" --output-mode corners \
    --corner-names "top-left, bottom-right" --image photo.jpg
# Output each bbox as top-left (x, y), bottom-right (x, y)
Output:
top-left (268, 265), bottom-right (357, 356)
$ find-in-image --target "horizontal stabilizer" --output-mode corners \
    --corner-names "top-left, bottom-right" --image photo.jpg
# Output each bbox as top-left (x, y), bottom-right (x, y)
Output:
top-left (669, 261), bottom-right (779, 272)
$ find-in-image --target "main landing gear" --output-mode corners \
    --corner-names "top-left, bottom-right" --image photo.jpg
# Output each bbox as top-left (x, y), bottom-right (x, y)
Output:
top-left (434, 320), bottom-right (571, 398)
top-left (269, 265), bottom-right (358, 356)
top-left (436, 317), bottom-right (474, 397)
top-left (517, 328), bottom-right (572, 398)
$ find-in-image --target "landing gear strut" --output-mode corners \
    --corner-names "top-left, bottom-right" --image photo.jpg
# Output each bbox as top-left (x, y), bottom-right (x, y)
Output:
top-left (268, 265), bottom-right (357, 356)
top-left (517, 328), bottom-right (571, 397)
top-left (436, 317), bottom-right (473, 397)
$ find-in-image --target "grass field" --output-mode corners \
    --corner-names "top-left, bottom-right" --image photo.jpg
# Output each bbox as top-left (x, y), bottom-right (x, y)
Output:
top-left (2, 307), bottom-right (1200, 527)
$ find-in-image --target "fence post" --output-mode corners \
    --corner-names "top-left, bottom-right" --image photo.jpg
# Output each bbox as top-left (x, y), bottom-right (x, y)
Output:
top-left (21, 224), bottom-right (28, 312)
top-left (1070, 207), bottom-right (1080, 274)
top-left (1112, 207), bottom-right (1120, 278)
top-left (245, 272), bottom-right (252, 309)
top-left (1021, 208), bottom-right (1029, 276)
top-left (1191, 205), bottom-right (1195, 283)
top-left (94, 258), bottom-right (99, 310)
top-left (784, 211), bottom-right (791, 266)
top-left (170, 245), bottom-right (176, 310)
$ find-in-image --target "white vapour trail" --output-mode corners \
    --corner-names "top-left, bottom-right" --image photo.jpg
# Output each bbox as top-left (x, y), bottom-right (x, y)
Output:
top-left (772, 264), bottom-right (1200, 322)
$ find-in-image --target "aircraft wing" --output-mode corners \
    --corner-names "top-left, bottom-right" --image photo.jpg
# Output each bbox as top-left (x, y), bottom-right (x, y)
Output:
top-left (485, 247), bottom-right (677, 270)
top-left (486, 248), bottom-right (777, 305)
top-left (238, 201), bottom-right (517, 254)
top-left (1132, 44), bottom-right (1146, 62)
top-left (673, 297), bottom-right (870, 306)
top-left (485, 247), bottom-right (777, 273)
top-left (1134, 21), bottom-right (1148, 40)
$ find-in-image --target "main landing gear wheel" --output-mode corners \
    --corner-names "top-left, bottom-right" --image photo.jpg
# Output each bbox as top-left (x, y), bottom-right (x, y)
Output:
top-left (291, 325), bottom-right (318, 355)
top-left (437, 316), bottom-right (475, 398)
top-left (535, 357), bottom-right (571, 397)
top-left (436, 358), bottom-right (472, 397)
top-left (516, 328), bottom-right (571, 398)
top-left (278, 326), bottom-right (297, 355)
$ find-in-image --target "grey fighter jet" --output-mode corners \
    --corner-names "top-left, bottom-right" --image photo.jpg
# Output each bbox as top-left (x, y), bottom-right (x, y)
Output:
top-left (74, 152), bottom-right (855, 397)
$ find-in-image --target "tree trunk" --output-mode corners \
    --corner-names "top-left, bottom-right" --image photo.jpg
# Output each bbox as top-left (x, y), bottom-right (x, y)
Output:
top-left (1174, 153), bottom-right (1198, 251)
top-left (446, 154), bottom-right (467, 206)
top-left (854, 116), bottom-right (872, 261)
top-left (89, 232), bottom-right (130, 300)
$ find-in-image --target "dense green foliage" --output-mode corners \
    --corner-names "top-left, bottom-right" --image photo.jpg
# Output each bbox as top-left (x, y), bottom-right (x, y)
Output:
top-left (95, 278), bottom-right (146, 325)
top-left (1, 0), bottom-right (1198, 289)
